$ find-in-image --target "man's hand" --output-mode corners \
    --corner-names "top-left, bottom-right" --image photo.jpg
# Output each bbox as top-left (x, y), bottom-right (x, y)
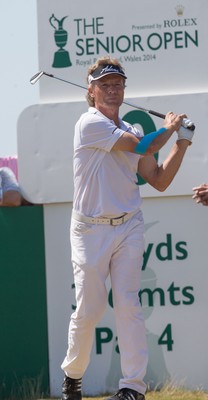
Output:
top-left (176, 125), bottom-right (195, 145)
top-left (163, 111), bottom-right (187, 133)
top-left (181, 118), bottom-right (195, 130)
top-left (192, 184), bottom-right (208, 206)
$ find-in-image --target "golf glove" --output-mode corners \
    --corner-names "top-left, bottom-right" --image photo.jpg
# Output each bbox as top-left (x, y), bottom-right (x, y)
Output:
top-left (177, 125), bottom-right (195, 145)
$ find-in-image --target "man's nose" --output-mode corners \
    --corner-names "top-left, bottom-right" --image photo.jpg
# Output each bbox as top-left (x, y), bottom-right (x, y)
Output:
top-left (108, 85), bottom-right (116, 93)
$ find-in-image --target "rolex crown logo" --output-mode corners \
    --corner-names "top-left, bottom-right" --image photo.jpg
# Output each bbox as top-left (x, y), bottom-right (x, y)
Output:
top-left (175, 5), bottom-right (184, 16)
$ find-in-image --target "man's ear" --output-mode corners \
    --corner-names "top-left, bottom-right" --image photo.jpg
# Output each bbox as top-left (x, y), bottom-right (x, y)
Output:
top-left (88, 88), bottom-right (94, 98)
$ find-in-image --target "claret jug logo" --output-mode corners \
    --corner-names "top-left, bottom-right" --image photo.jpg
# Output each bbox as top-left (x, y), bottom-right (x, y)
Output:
top-left (49, 14), bottom-right (72, 68)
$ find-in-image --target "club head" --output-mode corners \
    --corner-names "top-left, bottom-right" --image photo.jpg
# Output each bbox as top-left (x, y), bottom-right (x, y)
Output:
top-left (30, 71), bottom-right (44, 85)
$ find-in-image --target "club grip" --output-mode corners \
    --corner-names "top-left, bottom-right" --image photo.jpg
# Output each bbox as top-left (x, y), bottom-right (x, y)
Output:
top-left (149, 110), bottom-right (195, 131)
top-left (149, 110), bottom-right (166, 119)
top-left (186, 123), bottom-right (195, 131)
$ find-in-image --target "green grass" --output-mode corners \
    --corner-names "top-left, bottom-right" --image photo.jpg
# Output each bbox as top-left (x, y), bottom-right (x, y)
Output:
top-left (43, 391), bottom-right (208, 400)
top-left (3, 381), bottom-right (208, 400)
top-left (41, 387), bottom-right (208, 400)
top-left (83, 386), bottom-right (208, 400)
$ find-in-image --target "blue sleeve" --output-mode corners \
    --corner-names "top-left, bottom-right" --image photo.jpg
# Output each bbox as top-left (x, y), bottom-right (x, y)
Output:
top-left (134, 128), bottom-right (167, 155)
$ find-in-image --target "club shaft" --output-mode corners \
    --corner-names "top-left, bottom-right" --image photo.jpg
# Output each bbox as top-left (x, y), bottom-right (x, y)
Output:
top-left (123, 100), bottom-right (166, 119)
top-left (30, 71), bottom-right (195, 130)
top-left (49, 75), bottom-right (157, 120)
top-left (49, 74), bottom-right (87, 91)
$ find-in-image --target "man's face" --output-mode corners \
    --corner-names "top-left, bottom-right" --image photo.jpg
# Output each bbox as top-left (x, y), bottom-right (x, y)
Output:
top-left (89, 74), bottom-right (125, 109)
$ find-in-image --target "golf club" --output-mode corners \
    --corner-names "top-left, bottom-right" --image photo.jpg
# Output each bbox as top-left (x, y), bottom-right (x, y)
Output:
top-left (30, 71), bottom-right (195, 131)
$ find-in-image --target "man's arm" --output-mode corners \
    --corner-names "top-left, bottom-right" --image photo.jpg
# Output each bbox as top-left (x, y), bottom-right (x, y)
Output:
top-left (138, 139), bottom-right (190, 191)
top-left (1, 190), bottom-right (22, 207)
top-left (112, 111), bottom-right (187, 155)
top-left (0, 167), bottom-right (22, 207)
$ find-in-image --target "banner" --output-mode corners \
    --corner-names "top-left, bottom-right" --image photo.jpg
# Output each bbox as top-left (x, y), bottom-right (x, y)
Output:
top-left (0, 206), bottom-right (49, 399)
top-left (43, 200), bottom-right (208, 396)
top-left (36, 0), bottom-right (208, 101)
top-left (18, 92), bottom-right (207, 203)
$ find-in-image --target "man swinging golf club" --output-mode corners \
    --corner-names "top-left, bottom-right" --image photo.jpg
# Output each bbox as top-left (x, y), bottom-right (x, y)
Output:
top-left (60, 56), bottom-right (195, 400)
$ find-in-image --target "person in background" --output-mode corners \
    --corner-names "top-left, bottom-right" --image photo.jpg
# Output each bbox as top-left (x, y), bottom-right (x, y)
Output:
top-left (0, 155), bottom-right (18, 178)
top-left (192, 183), bottom-right (208, 206)
top-left (61, 56), bottom-right (195, 400)
top-left (0, 167), bottom-right (22, 206)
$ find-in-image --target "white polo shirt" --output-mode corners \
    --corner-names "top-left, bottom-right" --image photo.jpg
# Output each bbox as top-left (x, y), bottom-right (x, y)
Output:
top-left (73, 107), bottom-right (143, 217)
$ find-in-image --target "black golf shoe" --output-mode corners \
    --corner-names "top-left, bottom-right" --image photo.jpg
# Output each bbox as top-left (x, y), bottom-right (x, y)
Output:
top-left (105, 388), bottom-right (145, 400)
top-left (61, 375), bottom-right (82, 400)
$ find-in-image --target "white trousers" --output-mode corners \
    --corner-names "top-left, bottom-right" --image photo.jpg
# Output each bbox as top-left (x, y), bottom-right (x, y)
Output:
top-left (61, 210), bottom-right (148, 395)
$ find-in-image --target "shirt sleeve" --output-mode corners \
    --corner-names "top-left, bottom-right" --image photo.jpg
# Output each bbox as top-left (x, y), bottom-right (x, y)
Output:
top-left (77, 113), bottom-right (125, 152)
top-left (0, 167), bottom-right (20, 193)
